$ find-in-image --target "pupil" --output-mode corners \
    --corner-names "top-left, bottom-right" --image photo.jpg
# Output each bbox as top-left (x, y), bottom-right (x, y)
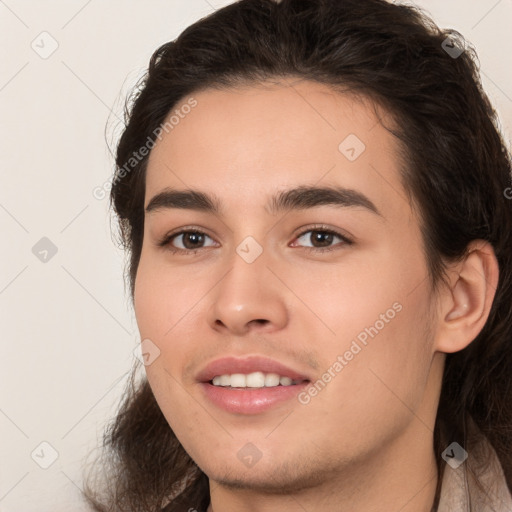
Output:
top-left (313, 231), bottom-right (332, 247)
top-left (181, 231), bottom-right (332, 250)
top-left (185, 232), bottom-right (203, 249)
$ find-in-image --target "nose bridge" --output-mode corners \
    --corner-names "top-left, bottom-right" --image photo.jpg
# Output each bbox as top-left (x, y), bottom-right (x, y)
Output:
top-left (207, 233), bottom-right (288, 333)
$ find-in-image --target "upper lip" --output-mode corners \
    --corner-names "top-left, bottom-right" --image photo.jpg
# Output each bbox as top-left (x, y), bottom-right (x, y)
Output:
top-left (196, 355), bottom-right (312, 383)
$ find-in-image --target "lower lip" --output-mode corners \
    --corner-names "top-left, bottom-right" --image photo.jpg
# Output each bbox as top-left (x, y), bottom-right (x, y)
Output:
top-left (200, 382), bottom-right (309, 414)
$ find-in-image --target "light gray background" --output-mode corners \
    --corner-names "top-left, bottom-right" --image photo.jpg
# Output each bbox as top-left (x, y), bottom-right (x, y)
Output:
top-left (1, 1), bottom-right (511, 510)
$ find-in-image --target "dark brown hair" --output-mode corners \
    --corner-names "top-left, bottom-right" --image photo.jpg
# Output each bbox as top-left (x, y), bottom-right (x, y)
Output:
top-left (83, 0), bottom-right (512, 510)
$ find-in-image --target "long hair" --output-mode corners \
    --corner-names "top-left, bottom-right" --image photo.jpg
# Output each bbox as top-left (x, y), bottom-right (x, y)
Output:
top-left (83, 1), bottom-right (512, 510)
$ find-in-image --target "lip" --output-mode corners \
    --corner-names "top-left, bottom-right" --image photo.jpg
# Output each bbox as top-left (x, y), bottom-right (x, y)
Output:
top-left (195, 355), bottom-right (312, 383)
top-left (195, 355), bottom-right (312, 415)
top-left (200, 381), bottom-right (310, 415)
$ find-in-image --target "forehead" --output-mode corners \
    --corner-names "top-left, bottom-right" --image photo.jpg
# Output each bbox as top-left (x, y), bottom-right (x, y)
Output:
top-left (145, 79), bottom-right (410, 222)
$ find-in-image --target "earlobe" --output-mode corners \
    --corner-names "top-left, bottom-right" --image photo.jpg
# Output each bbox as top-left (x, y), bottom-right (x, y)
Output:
top-left (435, 241), bottom-right (499, 354)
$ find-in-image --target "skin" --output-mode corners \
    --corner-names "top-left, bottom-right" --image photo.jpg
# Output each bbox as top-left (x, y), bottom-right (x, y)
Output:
top-left (133, 79), bottom-right (498, 512)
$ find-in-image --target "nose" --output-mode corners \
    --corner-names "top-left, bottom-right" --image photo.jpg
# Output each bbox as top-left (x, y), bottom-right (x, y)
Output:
top-left (206, 247), bottom-right (289, 336)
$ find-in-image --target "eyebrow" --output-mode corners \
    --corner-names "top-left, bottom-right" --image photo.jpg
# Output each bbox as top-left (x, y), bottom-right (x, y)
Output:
top-left (145, 185), bottom-right (382, 217)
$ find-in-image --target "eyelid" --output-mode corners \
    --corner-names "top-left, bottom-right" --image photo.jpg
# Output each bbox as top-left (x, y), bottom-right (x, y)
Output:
top-left (158, 223), bottom-right (354, 254)
top-left (290, 224), bottom-right (354, 252)
top-left (292, 223), bottom-right (354, 243)
top-left (158, 225), bottom-right (219, 250)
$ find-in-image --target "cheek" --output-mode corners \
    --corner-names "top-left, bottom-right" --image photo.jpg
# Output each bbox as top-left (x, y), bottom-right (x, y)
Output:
top-left (133, 257), bottom-right (161, 337)
top-left (284, 251), bottom-right (417, 348)
top-left (133, 256), bottom-right (207, 433)
top-left (295, 316), bottom-right (433, 464)
top-left (294, 249), bottom-right (434, 418)
top-left (143, 360), bottom-right (210, 467)
top-left (133, 253), bottom-right (201, 340)
top-left (315, 283), bottom-right (434, 433)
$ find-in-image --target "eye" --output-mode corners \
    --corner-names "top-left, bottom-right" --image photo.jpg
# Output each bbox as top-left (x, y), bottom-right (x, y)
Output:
top-left (158, 229), bottom-right (217, 255)
top-left (292, 226), bottom-right (353, 253)
top-left (157, 225), bottom-right (353, 256)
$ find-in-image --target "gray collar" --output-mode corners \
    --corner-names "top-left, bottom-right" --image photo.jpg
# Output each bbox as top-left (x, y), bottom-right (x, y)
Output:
top-left (437, 423), bottom-right (512, 512)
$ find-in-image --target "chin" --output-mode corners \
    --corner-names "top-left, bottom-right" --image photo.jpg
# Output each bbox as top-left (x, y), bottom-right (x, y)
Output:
top-left (199, 457), bottom-right (332, 495)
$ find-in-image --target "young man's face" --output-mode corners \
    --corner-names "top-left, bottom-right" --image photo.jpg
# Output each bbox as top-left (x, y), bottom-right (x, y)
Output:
top-left (134, 80), bottom-right (443, 494)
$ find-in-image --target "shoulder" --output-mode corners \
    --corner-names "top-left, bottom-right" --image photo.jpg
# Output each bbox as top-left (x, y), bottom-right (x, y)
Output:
top-left (437, 419), bottom-right (512, 512)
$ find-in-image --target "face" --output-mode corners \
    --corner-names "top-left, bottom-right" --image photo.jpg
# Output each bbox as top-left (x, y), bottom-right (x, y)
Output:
top-left (134, 79), bottom-right (442, 492)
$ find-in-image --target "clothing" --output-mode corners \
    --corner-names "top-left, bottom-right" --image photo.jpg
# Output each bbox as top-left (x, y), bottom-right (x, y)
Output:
top-left (437, 423), bottom-right (512, 512)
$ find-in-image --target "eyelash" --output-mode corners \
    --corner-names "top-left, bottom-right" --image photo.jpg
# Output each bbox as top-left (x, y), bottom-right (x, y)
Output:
top-left (157, 224), bottom-right (353, 256)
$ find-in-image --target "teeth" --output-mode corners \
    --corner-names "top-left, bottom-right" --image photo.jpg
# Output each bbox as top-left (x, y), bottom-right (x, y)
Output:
top-left (211, 371), bottom-right (302, 388)
top-left (230, 373), bottom-right (246, 387)
top-left (246, 371), bottom-right (265, 387)
top-left (264, 373), bottom-right (280, 387)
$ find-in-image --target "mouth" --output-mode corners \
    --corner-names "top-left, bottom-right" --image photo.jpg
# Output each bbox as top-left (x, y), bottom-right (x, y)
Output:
top-left (200, 379), bottom-right (311, 414)
top-left (209, 371), bottom-right (309, 389)
top-left (196, 356), bottom-right (312, 414)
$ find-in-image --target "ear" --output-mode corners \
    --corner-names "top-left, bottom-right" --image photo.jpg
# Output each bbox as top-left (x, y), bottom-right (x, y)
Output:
top-left (433, 240), bottom-right (499, 354)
